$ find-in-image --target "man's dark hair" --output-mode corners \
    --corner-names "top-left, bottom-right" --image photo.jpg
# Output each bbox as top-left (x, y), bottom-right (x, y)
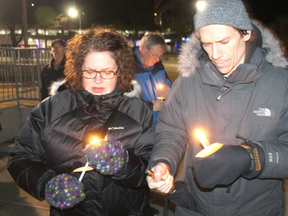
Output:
top-left (51, 39), bottom-right (66, 47)
top-left (65, 27), bottom-right (134, 93)
top-left (236, 29), bottom-right (249, 37)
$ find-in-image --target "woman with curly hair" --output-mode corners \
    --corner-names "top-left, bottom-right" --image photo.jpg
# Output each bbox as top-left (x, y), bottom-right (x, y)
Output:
top-left (7, 27), bottom-right (155, 216)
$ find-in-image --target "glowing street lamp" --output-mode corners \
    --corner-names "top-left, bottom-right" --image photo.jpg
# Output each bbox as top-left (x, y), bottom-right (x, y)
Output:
top-left (68, 8), bottom-right (82, 33)
top-left (196, 0), bottom-right (207, 11)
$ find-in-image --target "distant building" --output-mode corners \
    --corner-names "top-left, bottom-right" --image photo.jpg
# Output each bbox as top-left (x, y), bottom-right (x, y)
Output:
top-left (154, 0), bottom-right (194, 53)
top-left (0, 24), bottom-right (78, 48)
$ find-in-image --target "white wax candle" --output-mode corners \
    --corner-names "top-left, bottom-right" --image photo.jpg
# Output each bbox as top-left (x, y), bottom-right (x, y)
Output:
top-left (78, 161), bottom-right (89, 182)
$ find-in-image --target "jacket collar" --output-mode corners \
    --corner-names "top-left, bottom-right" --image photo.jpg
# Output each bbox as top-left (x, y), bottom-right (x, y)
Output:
top-left (76, 88), bottom-right (123, 123)
top-left (50, 80), bottom-right (141, 99)
top-left (200, 58), bottom-right (257, 88)
top-left (200, 48), bottom-right (265, 88)
top-left (78, 87), bottom-right (123, 111)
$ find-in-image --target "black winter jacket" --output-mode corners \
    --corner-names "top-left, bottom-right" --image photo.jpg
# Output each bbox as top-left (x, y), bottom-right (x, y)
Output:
top-left (40, 57), bottom-right (66, 100)
top-left (7, 87), bottom-right (154, 216)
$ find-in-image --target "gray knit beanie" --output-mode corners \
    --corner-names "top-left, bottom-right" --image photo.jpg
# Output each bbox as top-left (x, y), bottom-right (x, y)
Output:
top-left (194, 0), bottom-right (253, 31)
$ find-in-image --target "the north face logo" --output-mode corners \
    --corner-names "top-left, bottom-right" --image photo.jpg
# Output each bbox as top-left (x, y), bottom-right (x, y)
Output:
top-left (253, 108), bottom-right (271, 117)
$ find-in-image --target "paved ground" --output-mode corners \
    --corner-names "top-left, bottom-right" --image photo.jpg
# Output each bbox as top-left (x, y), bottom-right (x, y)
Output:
top-left (0, 142), bottom-right (175, 216)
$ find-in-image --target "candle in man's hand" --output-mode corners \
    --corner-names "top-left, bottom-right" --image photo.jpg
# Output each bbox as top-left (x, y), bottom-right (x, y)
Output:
top-left (195, 143), bottom-right (223, 158)
top-left (195, 129), bottom-right (224, 158)
top-left (157, 84), bottom-right (166, 100)
top-left (196, 129), bottom-right (210, 149)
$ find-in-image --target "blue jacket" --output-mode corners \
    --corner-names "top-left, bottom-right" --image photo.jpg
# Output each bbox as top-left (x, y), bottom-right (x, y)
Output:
top-left (133, 47), bottom-right (172, 126)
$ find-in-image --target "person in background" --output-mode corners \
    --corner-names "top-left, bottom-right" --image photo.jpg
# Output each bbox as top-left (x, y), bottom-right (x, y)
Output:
top-left (7, 27), bottom-right (155, 216)
top-left (133, 33), bottom-right (172, 126)
top-left (146, 0), bottom-right (288, 215)
top-left (40, 39), bottom-right (66, 100)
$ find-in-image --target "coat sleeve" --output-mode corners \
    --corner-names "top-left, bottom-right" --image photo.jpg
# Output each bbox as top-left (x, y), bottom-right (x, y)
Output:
top-left (258, 87), bottom-right (288, 178)
top-left (7, 101), bottom-right (56, 200)
top-left (148, 77), bottom-right (188, 175)
top-left (111, 101), bottom-right (155, 188)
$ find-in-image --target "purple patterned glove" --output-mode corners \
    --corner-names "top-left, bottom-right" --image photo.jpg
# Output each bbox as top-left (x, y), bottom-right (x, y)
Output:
top-left (45, 174), bottom-right (85, 209)
top-left (83, 134), bottom-right (126, 175)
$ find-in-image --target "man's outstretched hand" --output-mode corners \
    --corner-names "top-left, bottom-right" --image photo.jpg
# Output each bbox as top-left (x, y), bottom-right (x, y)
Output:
top-left (146, 162), bottom-right (174, 193)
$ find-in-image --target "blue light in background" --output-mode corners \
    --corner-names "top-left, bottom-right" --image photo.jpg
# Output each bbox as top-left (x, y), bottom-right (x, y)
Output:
top-left (175, 41), bottom-right (177, 53)
top-left (36, 39), bottom-right (40, 48)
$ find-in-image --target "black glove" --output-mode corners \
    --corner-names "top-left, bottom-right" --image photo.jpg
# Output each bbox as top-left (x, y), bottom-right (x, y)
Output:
top-left (167, 181), bottom-right (196, 211)
top-left (192, 140), bottom-right (265, 188)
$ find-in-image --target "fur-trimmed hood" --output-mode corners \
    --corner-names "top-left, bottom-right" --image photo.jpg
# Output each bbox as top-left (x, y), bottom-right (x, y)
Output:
top-left (49, 79), bottom-right (66, 96)
top-left (49, 79), bottom-right (141, 98)
top-left (178, 21), bottom-right (288, 77)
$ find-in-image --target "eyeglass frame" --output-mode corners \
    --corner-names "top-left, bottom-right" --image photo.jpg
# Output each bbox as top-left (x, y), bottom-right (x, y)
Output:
top-left (147, 46), bottom-right (162, 60)
top-left (81, 68), bottom-right (118, 79)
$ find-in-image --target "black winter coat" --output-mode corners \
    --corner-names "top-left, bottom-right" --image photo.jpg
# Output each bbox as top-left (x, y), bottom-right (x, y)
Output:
top-left (40, 57), bottom-right (66, 100)
top-left (7, 88), bottom-right (154, 216)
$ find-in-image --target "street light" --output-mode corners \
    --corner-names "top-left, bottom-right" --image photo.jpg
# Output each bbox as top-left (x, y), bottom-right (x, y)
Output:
top-left (196, 1), bottom-right (207, 11)
top-left (68, 8), bottom-right (82, 33)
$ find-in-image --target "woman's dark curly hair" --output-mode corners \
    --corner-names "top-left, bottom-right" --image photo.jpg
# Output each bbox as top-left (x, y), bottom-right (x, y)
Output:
top-left (65, 27), bottom-right (134, 92)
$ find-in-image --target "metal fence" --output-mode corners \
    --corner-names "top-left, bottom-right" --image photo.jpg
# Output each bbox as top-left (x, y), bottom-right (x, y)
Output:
top-left (0, 47), bottom-right (50, 106)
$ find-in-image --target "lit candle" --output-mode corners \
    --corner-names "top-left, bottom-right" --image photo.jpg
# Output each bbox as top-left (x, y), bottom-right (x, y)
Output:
top-left (195, 129), bottom-right (210, 149)
top-left (90, 137), bottom-right (101, 146)
top-left (77, 136), bottom-right (100, 182)
top-left (157, 84), bottom-right (166, 100)
top-left (195, 143), bottom-right (223, 158)
top-left (195, 129), bottom-right (223, 158)
top-left (78, 162), bottom-right (89, 182)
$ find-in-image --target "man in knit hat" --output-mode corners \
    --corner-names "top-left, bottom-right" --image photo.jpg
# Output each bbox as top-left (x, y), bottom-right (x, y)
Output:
top-left (147, 0), bottom-right (288, 215)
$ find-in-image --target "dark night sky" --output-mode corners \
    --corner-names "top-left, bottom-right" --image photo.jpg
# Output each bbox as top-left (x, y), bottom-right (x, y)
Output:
top-left (31, 0), bottom-right (155, 29)
top-left (245, 0), bottom-right (288, 24)
top-left (1, 0), bottom-right (288, 30)
top-left (62, 0), bottom-right (288, 26)
top-left (26, 0), bottom-right (288, 26)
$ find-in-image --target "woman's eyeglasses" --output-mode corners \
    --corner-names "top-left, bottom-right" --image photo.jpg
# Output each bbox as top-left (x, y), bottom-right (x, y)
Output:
top-left (81, 69), bottom-right (118, 79)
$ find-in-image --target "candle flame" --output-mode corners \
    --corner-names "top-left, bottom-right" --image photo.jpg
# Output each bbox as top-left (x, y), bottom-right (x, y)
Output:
top-left (104, 135), bottom-right (109, 141)
top-left (196, 129), bottom-right (206, 140)
top-left (89, 136), bottom-right (101, 147)
top-left (157, 84), bottom-right (165, 100)
top-left (90, 137), bottom-right (100, 144)
top-left (195, 129), bottom-right (209, 149)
